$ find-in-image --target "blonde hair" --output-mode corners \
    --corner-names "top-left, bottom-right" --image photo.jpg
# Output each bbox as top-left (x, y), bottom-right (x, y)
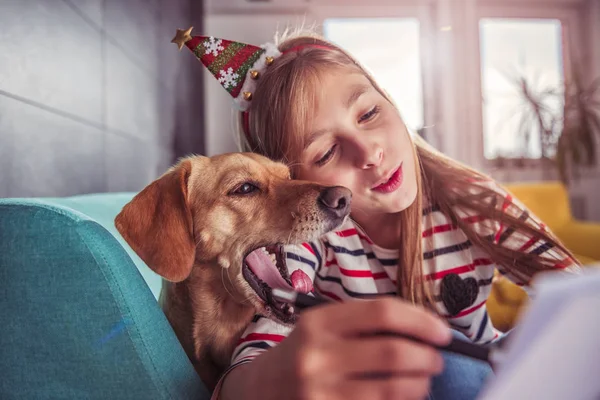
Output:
top-left (235, 29), bottom-right (577, 307)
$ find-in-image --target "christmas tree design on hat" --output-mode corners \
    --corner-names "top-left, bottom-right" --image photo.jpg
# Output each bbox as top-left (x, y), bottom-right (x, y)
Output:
top-left (172, 27), bottom-right (281, 111)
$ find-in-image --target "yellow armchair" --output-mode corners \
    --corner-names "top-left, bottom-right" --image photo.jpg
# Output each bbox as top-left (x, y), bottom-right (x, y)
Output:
top-left (487, 181), bottom-right (600, 332)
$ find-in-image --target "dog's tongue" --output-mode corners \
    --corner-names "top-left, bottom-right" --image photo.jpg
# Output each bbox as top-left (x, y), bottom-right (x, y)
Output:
top-left (246, 249), bottom-right (313, 293)
top-left (246, 249), bottom-right (293, 290)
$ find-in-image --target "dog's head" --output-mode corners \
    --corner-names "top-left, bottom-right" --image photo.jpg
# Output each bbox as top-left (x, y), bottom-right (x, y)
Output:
top-left (115, 152), bottom-right (351, 323)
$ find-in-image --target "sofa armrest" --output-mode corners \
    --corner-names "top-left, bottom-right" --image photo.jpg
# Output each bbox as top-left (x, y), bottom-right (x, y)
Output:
top-left (556, 221), bottom-right (600, 262)
top-left (0, 199), bottom-right (210, 399)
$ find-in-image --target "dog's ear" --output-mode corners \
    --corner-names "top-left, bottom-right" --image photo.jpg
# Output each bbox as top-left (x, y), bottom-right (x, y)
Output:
top-left (115, 160), bottom-right (195, 282)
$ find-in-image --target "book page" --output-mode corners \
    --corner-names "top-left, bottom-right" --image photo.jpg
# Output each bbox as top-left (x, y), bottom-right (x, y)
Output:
top-left (478, 266), bottom-right (600, 400)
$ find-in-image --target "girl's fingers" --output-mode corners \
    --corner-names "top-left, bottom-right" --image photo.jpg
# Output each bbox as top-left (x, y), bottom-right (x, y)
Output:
top-left (314, 376), bottom-right (432, 400)
top-left (300, 337), bottom-right (444, 379)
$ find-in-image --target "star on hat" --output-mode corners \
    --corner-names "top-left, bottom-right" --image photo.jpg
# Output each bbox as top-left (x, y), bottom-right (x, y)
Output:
top-left (171, 26), bottom-right (281, 111)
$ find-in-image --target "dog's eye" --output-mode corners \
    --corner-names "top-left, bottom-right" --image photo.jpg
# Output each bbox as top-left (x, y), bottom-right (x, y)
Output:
top-left (230, 182), bottom-right (258, 195)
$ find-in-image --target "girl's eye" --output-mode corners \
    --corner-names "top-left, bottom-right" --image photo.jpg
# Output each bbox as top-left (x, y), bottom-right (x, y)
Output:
top-left (316, 144), bottom-right (338, 166)
top-left (359, 105), bottom-right (380, 123)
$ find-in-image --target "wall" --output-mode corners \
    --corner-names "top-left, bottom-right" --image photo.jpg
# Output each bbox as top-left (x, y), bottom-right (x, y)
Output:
top-left (0, 0), bottom-right (204, 198)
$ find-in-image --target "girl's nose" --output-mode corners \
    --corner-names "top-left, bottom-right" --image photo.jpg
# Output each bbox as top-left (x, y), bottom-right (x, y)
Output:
top-left (358, 144), bottom-right (383, 169)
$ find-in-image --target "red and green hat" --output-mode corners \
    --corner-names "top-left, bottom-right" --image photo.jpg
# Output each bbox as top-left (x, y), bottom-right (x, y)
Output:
top-left (171, 26), bottom-right (282, 111)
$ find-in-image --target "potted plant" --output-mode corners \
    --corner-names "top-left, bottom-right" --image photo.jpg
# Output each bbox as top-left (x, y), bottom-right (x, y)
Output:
top-left (502, 69), bottom-right (600, 184)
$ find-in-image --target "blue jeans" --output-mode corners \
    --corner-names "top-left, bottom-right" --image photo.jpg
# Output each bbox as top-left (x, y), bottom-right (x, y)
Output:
top-left (428, 330), bottom-right (494, 400)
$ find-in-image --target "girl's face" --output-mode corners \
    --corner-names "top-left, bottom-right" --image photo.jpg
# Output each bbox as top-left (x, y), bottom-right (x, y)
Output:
top-left (294, 68), bottom-right (418, 217)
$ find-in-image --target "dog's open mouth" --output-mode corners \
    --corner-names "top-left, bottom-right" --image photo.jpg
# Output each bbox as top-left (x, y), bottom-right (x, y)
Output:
top-left (242, 243), bottom-right (312, 323)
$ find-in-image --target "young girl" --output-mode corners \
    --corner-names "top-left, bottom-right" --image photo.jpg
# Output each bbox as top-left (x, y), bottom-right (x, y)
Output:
top-left (172, 27), bottom-right (581, 400)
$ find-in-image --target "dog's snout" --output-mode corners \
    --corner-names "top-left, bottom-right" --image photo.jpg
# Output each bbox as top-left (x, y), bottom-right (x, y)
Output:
top-left (318, 186), bottom-right (352, 218)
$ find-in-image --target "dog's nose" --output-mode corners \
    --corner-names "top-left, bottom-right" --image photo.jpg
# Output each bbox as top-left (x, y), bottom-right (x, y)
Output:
top-left (318, 186), bottom-right (352, 218)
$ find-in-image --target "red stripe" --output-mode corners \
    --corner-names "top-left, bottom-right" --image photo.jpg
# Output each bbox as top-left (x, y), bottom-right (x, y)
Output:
top-left (373, 272), bottom-right (389, 280)
top-left (302, 243), bottom-right (315, 255)
top-left (464, 215), bottom-right (487, 224)
top-left (237, 333), bottom-right (286, 345)
top-left (336, 228), bottom-right (373, 244)
top-left (554, 259), bottom-right (573, 269)
top-left (503, 195), bottom-right (513, 210)
top-left (338, 268), bottom-right (373, 277)
top-left (494, 194), bottom-right (512, 243)
top-left (518, 236), bottom-right (538, 252)
top-left (314, 285), bottom-right (343, 301)
top-left (447, 299), bottom-right (487, 319)
top-left (325, 259), bottom-right (338, 267)
top-left (423, 258), bottom-right (492, 281)
top-left (422, 223), bottom-right (455, 237)
top-left (422, 216), bottom-right (488, 238)
top-left (337, 267), bottom-right (389, 280)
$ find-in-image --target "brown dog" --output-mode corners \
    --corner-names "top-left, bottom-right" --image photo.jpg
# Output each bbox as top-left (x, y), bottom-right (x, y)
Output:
top-left (115, 152), bottom-right (351, 390)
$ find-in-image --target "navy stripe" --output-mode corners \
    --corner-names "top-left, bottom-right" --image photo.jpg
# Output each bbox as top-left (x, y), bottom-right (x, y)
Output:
top-left (531, 242), bottom-right (553, 255)
top-left (423, 204), bottom-right (441, 215)
top-left (483, 234), bottom-right (495, 242)
top-left (489, 195), bottom-right (499, 211)
top-left (481, 336), bottom-right (498, 346)
top-left (498, 210), bottom-right (529, 244)
top-left (357, 251), bottom-right (396, 266)
top-left (450, 322), bottom-right (472, 330)
top-left (251, 314), bottom-right (264, 323)
top-left (324, 242), bottom-right (366, 257)
top-left (233, 341), bottom-right (272, 360)
top-left (309, 241), bottom-right (322, 267)
top-left (226, 358), bottom-right (253, 373)
top-left (316, 274), bottom-right (395, 298)
top-left (286, 252), bottom-right (316, 270)
top-left (478, 277), bottom-right (493, 287)
top-left (379, 258), bottom-right (398, 266)
top-left (423, 240), bottom-right (471, 260)
top-left (474, 311), bottom-right (488, 342)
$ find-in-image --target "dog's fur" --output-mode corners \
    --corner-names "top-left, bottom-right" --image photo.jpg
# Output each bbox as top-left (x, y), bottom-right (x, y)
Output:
top-left (115, 152), bottom-right (350, 390)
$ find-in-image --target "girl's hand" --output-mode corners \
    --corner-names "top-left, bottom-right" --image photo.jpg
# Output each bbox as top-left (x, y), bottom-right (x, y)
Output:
top-left (221, 297), bottom-right (452, 400)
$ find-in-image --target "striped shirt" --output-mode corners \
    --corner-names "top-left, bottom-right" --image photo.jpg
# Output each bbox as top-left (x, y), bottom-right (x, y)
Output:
top-left (210, 180), bottom-right (580, 397)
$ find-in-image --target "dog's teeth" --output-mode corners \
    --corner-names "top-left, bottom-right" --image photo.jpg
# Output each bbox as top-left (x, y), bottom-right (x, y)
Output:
top-left (269, 253), bottom-right (277, 264)
top-left (286, 306), bottom-right (294, 314)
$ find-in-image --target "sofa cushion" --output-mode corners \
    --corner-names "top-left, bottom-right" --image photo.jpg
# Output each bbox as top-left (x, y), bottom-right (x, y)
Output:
top-left (27, 193), bottom-right (163, 299)
top-left (504, 182), bottom-right (571, 233)
top-left (0, 196), bottom-right (209, 399)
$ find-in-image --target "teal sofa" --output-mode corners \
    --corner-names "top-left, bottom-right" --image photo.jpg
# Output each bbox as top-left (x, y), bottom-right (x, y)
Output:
top-left (0, 193), bottom-right (211, 399)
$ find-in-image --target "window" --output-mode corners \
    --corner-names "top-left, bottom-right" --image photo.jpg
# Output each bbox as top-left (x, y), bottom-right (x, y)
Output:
top-left (323, 18), bottom-right (424, 133)
top-left (479, 18), bottom-right (565, 160)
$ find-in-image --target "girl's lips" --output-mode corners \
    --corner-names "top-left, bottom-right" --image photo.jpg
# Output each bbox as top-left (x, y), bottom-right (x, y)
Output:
top-left (372, 164), bottom-right (403, 193)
